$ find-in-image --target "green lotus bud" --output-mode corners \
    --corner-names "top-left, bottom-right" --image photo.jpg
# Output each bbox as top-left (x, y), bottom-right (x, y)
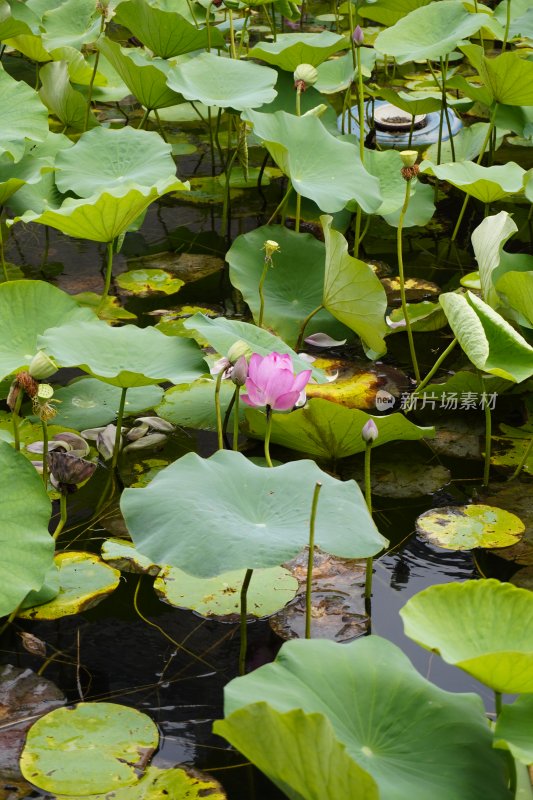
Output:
top-left (227, 340), bottom-right (252, 364)
top-left (293, 63), bottom-right (318, 90)
top-left (400, 150), bottom-right (418, 168)
top-left (28, 351), bottom-right (57, 380)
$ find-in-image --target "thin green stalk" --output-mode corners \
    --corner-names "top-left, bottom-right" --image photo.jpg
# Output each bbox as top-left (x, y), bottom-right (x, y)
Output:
top-left (214, 108), bottom-right (226, 169)
top-left (0, 210), bottom-right (8, 282)
top-left (239, 568), bottom-right (254, 675)
top-left (295, 304), bottom-right (324, 351)
top-left (413, 338), bottom-right (458, 399)
top-left (264, 2), bottom-right (276, 40)
top-left (138, 107), bottom-right (150, 130)
top-left (237, 11), bottom-right (251, 58)
top-left (12, 391), bottom-right (23, 452)
top-left (502, 0), bottom-right (511, 51)
top-left (153, 109), bottom-right (168, 142)
top-left (233, 387), bottom-right (240, 451)
top-left (358, 214), bottom-right (371, 249)
top-left (439, 56), bottom-right (456, 162)
top-left (473, 0), bottom-right (484, 48)
top-left (295, 192), bottom-right (301, 233)
top-left (364, 442), bottom-right (373, 599)
top-left (0, 606), bottom-right (21, 636)
top-left (215, 370), bottom-right (224, 451)
top-left (111, 387), bottom-right (128, 471)
top-left (228, 8), bottom-right (237, 58)
top-left (356, 47), bottom-right (365, 163)
top-left (408, 114), bottom-right (415, 148)
top-left (206, 0), bottom-right (213, 51)
top-left (305, 481), bottom-right (322, 639)
top-left (354, 207), bottom-right (363, 259)
top-left (41, 419), bottom-right (49, 489)
top-left (347, 0), bottom-right (356, 67)
top-left (494, 690), bottom-right (502, 717)
top-left (84, 14), bottom-right (105, 131)
top-left (483, 399), bottom-right (492, 488)
top-left (397, 179), bottom-right (421, 383)
top-left (267, 183), bottom-right (293, 225)
top-left (258, 259), bottom-right (269, 328)
top-left (53, 492), bottom-right (68, 541)
top-left (206, 107), bottom-right (216, 174)
top-left (508, 436), bottom-right (533, 481)
top-left (264, 405), bottom-right (273, 468)
top-left (97, 240), bottom-right (114, 313)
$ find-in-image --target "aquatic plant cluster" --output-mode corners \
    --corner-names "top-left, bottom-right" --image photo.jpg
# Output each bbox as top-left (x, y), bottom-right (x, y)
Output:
top-left (0, 0), bottom-right (533, 797)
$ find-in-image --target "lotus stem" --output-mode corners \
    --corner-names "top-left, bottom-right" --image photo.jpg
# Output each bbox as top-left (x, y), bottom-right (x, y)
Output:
top-left (295, 304), bottom-right (324, 351)
top-left (264, 2), bottom-right (276, 41)
top-left (111, 387), bottom-right (127, 470)
top-left (508, 436), bottom-right (533, 482)
top-left (258, 259), bottom-right (269, 328)
top-left (267, 182), bottom-right (293, 225)
top-left (233, 386), bottom-right (240, 451)
top-left (12, 391), bottom-right (23, 452)
top-left (153, 109), bottom-right (168, 143)
top-left (502, 0), bottom-right (511, 51)
top-left (264, 405), bottom-right (273, 468)
top-left (228, 8), bottom-right (237, 58)
top-left (215, 370), bottom-right (224, 451)
top-left (412, 338), bottom-right (458, 401)
top-left (305, 481), bottom-right (322, 639)
top-left (353, 46), bottom-right (366, 258)
top-left (295, 192), bottom-right (302, 233)
top-left (97, 239), bottom-right (115, 314)
top-left (0, 210), bottom-right (8, 282)
top-left (494, 690), bottom-right (502, 717)
top-left (53, 492), bottom-right (68, 541)
top-left (408, 114), bottom-right (415, 148)
top-left (238, 568), bottom-right (254, 675)
top-left (0, 606), bottom-right (21, 636)
top-left (452, 105), bottom-right (497, 242)
top-left (483, 398), bottom-right (492, 488)
top-left (139, 108), bottom-right (150, 130)
top-left (397, 178), bottom-right (421, 383)
top-left (41, 418), bottom-right (49, 489)
top-left (84, 14), bottom-right (105, 132)
top-left (473, 0), bottom-right (485, 48)
top-left (237, 10), bottom-right (251, 58)
top-left (206, 1), bottom-right (213, 52)
top-left (206, 108), bottom-right (216, 175)
top-left (364, 442), bottom-right (373, 599)
top-left (347, 0), bottom-right (356, 67)
top-left (439, 56), bottom-right (455, 162)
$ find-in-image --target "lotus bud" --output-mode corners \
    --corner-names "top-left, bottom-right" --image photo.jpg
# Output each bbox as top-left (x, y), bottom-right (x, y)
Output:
top-left (353, 25), bottom-right (364, 46)
top-left (231, 355), bottom-right (248, 387)
top-left (293, 63), bottom-right (318, 92)
top-left (361, 418), bottom-right (378, 444)
top-left (227, 340), bottom-right (253, 364)
top-left (29, 351), bottom-right (58, 380)
top-left (48, 450), bottom-right (97, 493)
top-left (262, 240), bottom-right (280, 261)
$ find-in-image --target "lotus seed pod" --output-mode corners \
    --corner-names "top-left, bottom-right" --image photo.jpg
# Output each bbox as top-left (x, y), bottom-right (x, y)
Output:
top-left (28, 351), bottom-right (57, 380)
top-left (400, 150), bottom-right (418, 168)
top-left (293, 63), bottom-right (318, 90)
top-left (361, 418), bottom-right (379, 444)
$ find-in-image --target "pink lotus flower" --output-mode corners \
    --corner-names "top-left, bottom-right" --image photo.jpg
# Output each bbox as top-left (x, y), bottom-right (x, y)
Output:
top-left (241, 352), bottom-right (312, 411)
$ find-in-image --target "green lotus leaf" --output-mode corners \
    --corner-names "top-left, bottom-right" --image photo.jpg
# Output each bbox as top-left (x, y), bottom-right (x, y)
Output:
top-left (315, 50), bottom-right (375, 95)
top-left (439, 290), bottom-right (533, 382)
top-left (39, 320), bottom-right (207, 388)
top-left (472, 210), bottom-right (517, 308)
top-left (497, 270), bottom-right (533, 328)
top-left (0, 0), bottom-right (39, 39)
top-left (401, 578), bottom-right (533, 693)
top-left (121, 450), bottom-right (388, 576)
top-left (244, 110), bottom-right (381, 214)
top-left (19, 561), bottom-right (60, 609)
top-left (5, 132), bottom-right (73, 215)
top-left (101, 538), bottom-right (160, 576)
top-left (53, 766), bottom-right (227, 800)
top-left (248, 30), bottom-right (347, 70)
top-left (357, 0), bottom-right (430, 26)
top-left (227, 225), bottom-right (350, 348)
top-left (18, 552), bottom-right (120, 620)
top-left (155, 565), bottom-right (298, 618)
top-left (322, 216), bottom-right (388, 355)
top-left (215, 636), bottom-right (510, 800)
top-left (0, 68), bottom-right (49, 162)
top-left (368, 87), bottom-right (442, 117)
top-left (494, 0), bottom-right (532, 36)
top-left (0, 147), bottom-right (51, 206)
top-left (55, 127), bottom-right (177, 197)
top-left (381, 180), bottom-right (435, 228)
top-left (0, 442), bottom-right (54, 618)
top-left (415, 504), bottom-right (525, 550)
top-left (182, 312), bottom-right (327, 382)
top-left (375, 1), bottom-right (487, 64)
top-left (41, 0), bottom-right (101, 51)
top-left (114, 0), bottom-right (224, 57)
top-left (494, 695), bottom-right (533, 765)
top-left (166, 52), bottom-right (277, 110)
top-left (420, 160), bottom-right (525, 203)
top-left (216, 706), bottom-right (378, 800)
top-left (20, 702), bottom-right (159, 795)
top-left (0, 280), bottom-right (96, 381)
top-left (97, 37), bottom-right (183, 110)
top-left (39, 60), bottom-right (99, 131)
top-left (15, 179), bottom-right (188, 242)
top-left (424, 122), bottom-right (506, 164)
top-left (245, 398), bottom-right (434, 460)
top-left (50, 378), bottom-right (163, 429)
top-left (156, 379), bottom-right (244, 432)
top-left (461, 45), bottom-right (533, 106)
top-left (116, 268), bottom-right (184, 297)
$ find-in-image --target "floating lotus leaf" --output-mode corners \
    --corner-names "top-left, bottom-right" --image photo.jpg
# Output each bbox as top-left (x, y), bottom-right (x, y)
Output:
top-left (491, 423), bottom-right (533, 475)
top-left (420, 161), bottom-right (525, 203)
top-left (101, 538), bottom-right (160, 576)
top-left (248, 31), bottom-right (347, 70)
top-left (0, 280), bottom-right (96, 382)
top-left (16, 178), bottom-right (187, 242)
top-left (461, 45), bottom-right (533, 106)
top-left (155, 565), bottom-right (298, 619)
top-left (18, 552), bottom-right (120, 620)
top-left (114, 0), bottom-right (224, 57)
top-left (494, 695), bottom-right (533, 766)
top-left (41, 0), bottom-right (100, 50)
top-left (484, 483), bottom-right (533, 565)
top-left (227, 225), bottom-right (349, 348)
top-left (55, 127), bottom-right (177, 197)
top-left (246, 398), bottom-right (434, 460)
top-left (182, 312), bottom-right (327, 382)
top-left (53, 766), bottom-right (227, 800)
top-left (156, 379), bottom-right (243, 432)
top-left (215, 636), bottom-right (510, 800)
top-left (439, 290), bottom-right (533, 382)
top-left (358, 0), bottom-right (430, 26)
top-left (39, 320), bottom-right (206, 388)
top-left (73, 292), bottom-right (137, 322)
top-left (244, 110), bottom-right (381, 214)
top-left (20, 702), bottom-right (159, 795)
top-left (353, 453), bottom-right (451, 498)
top-left (121, 450), bottom-right (388, 577)
top-left (304, 357), bottom-right (405, 411)
top-left (50, 379), bottom-right (163, 429)
top-left (375, 1), bottom-right (487, 64)
top-left (116, 269), bottom-right (184, 297)
top-left (97, 38), bottom-right (183, 110)
top-left (401, 579), bottom-right (533, 693)
top-left (415, 504), bottom-right (525, 550)
top-left (0, 442), bottom-right (53, 618)
top-left (0, 68), bottom-right (49, 162)
top-left (166, 52), bottom-right (277, 111)
top-left (322, 216), bottom-right (388, 355)
top-left (39, 60), bottom-right (99, 131)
